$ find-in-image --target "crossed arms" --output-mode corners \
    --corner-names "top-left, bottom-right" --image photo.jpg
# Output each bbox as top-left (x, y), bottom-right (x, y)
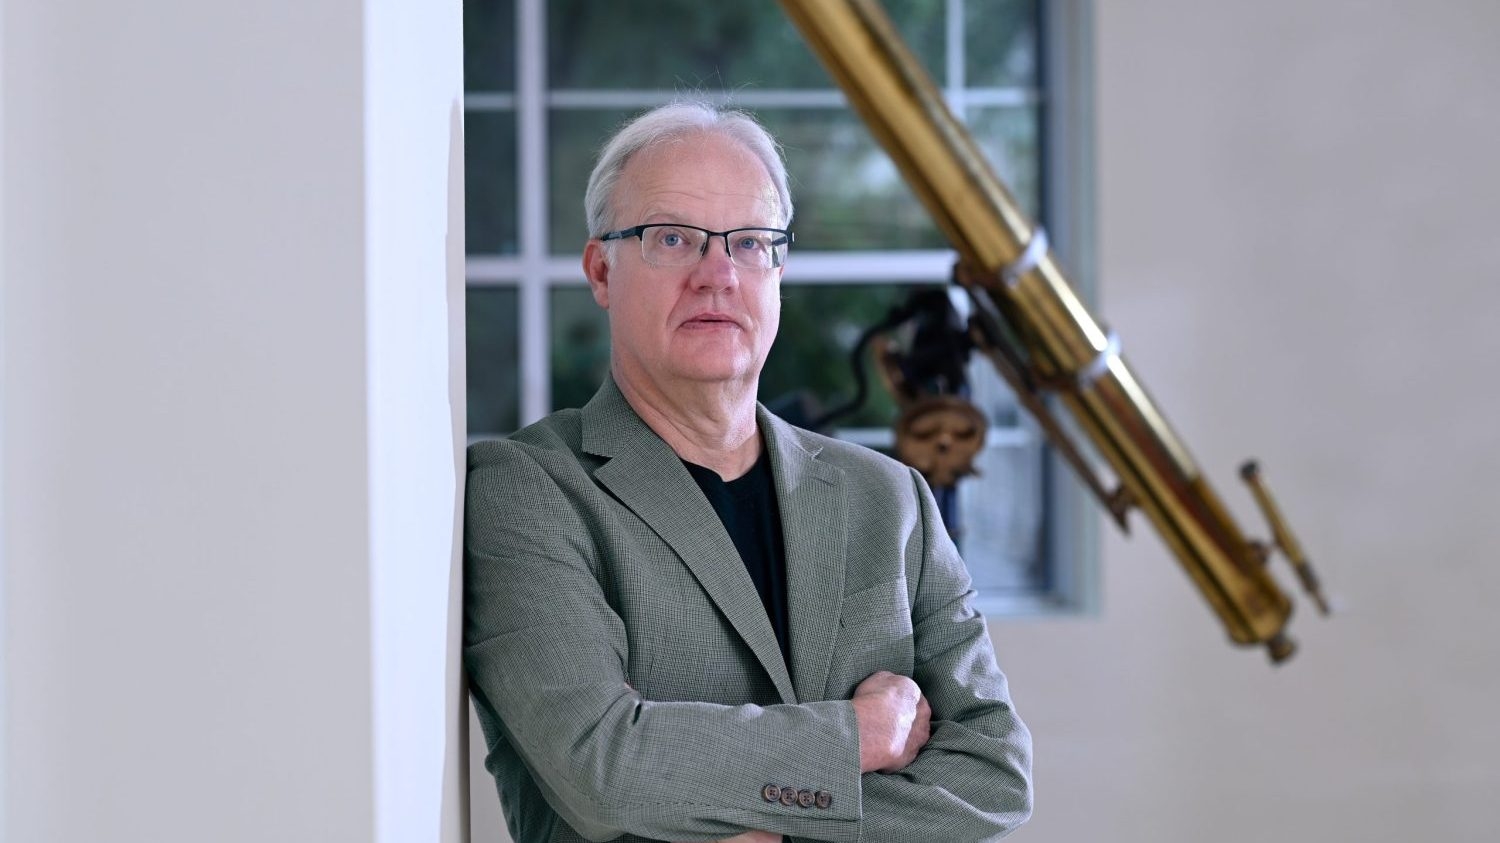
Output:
top-left (464, 436), bottom-right (1033, 842)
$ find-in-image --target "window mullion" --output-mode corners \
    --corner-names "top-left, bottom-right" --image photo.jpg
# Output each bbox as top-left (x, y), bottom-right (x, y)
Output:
top-left (946, 0), bottom-right (966, 115)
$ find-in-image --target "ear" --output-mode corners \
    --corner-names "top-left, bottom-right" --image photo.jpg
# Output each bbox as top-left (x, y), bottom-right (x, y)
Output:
top-left (583, 240), bottom-right (611, 309)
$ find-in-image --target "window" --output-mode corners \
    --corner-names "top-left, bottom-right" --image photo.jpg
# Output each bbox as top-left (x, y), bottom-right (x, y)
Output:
top-left (464, 0), bottom-right (1095, 611)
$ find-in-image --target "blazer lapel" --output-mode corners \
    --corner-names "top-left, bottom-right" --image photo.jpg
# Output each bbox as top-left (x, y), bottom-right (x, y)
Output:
top-left (582, 379), bottom-right (798, 704)
top-left (760, 409), bottom-right (848, 704)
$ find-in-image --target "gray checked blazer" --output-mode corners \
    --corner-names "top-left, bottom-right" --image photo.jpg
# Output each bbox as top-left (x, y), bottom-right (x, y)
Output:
top-left (464, 377), bottom-right (1033, 843)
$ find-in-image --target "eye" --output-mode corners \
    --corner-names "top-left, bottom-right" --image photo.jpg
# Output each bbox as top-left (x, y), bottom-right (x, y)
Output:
top-left (655, 228), bottom-right (688, 249)
top-left (733, 234), bottom-right (768, 252)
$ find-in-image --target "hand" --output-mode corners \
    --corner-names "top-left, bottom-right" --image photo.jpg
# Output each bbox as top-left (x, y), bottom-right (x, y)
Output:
top-left (901, 692), bottom-right (932, 765)
top-left (851, 671), bottom-right (932, 773)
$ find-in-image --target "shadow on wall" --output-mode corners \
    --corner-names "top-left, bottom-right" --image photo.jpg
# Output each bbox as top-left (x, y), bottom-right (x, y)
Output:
top-left (443, 96), bottom-right (472, 843)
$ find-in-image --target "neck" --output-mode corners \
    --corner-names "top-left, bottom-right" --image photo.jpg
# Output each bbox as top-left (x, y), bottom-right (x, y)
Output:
top-left (612, 364), bottom-right (762, 480)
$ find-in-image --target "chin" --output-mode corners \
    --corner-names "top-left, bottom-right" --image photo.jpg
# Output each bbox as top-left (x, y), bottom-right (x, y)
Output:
top-left (671, 359), bottom-right (758, 386)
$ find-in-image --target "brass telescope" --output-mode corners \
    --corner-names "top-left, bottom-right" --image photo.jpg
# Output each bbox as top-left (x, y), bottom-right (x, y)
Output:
top-left (779, 0), bottom-right (1329, 662)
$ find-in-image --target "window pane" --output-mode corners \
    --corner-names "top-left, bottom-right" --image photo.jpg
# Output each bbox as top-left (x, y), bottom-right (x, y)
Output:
top-left (956, 353), bottom-right (1043, 594)
top-left (546, 0), bottom-right (945, 90)
top-left (761, 284), bottom-right (931, 430)
top-left (767, 282), bottom-right (1045, 594)
top-left (467, 110), bottom-right (519, 255)
top-left (465, 0), bottom-right (515, 92)
top-left (548, 109), bottom-right (627, 253)
top-left (760, 109), bottom-right (947, 251)
top-left (966, 105), bottom-right (1041, 220)
top-left (958, 434), bottom-right (1045, 593)
top-left (467, 286), bottom-right (520, 435)
top-left (964, 0), bottom-right (1040, 89)
top-left (550, 286), bottom-right (610, 411)
top-left (880, 0), bottom-right (949, 75)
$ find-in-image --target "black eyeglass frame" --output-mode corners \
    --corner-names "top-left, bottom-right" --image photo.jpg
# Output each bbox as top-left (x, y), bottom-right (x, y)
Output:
top-left (599, 223), bottom-right (795, 269)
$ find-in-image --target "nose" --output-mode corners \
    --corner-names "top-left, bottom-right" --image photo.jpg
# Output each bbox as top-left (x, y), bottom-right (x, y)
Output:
top-left (690, 234), bottom-right (739, 290)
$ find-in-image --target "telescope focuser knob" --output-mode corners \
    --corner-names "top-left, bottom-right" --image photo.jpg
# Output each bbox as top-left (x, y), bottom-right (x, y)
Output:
top-left (1241, 460), bottom-right (1331, 616)
top-left (1266, 632), bottom-right (1297, 664)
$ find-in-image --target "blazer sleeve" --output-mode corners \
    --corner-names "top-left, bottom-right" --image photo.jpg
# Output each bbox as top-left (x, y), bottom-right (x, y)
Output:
top-left (464, 442), bottom-right (866, 843)
top-left (793, 468), bottom-right (1034, 843)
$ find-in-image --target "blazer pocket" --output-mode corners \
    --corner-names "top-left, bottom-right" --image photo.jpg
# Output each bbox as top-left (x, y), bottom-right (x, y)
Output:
top-left (839, 578), bottom-right (912, 629)
top-left (832, 578), bottom-right (915, 690)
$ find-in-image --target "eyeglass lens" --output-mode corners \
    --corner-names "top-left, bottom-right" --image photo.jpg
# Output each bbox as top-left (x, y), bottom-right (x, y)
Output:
top-left (639, 225), bottom-right (788, 269)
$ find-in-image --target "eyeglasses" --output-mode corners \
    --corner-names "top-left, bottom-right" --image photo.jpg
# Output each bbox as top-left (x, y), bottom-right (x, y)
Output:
top-left (599, 223), bottom-right (794, 270)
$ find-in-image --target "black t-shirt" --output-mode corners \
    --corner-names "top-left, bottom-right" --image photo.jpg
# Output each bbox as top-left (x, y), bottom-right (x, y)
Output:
top-left (683, 452), bottom-right (791, 668)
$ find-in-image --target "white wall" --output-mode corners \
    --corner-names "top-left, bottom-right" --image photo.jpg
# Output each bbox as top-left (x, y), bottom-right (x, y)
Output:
top-left (0, 0), bottom-right (466, 840)
top-left (994, 2), bottom-right (1500, 841)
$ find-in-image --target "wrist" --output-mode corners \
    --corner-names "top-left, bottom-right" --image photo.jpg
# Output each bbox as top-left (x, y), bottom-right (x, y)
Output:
top-left (851, 696), bottom-right (888, 773)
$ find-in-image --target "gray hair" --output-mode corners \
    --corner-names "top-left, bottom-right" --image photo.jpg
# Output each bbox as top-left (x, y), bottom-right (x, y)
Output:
top-left (584, 101), bottom-right (794, 239)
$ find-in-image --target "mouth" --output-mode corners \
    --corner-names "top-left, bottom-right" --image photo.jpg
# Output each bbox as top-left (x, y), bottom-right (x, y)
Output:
top-left (682, 312), bottom-right (742, 329)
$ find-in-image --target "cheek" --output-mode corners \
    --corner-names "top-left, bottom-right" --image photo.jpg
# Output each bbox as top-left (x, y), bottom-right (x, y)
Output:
top-left (760, 284), bottom-right (782, 342)
top-left (763, 296), bottom-right (781, 342)
top-left (615, 285), bottom-right (680, 338)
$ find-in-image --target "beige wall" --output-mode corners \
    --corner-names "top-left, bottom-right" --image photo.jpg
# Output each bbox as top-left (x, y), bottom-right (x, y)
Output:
top-left (994, 2), bottom-right (1500, 841)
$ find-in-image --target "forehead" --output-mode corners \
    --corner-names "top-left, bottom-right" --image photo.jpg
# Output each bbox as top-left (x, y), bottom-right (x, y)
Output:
top-left (616, 131), bottom-right (780, 225)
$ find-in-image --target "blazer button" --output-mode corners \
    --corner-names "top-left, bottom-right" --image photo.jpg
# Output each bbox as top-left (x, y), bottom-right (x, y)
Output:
top-left (815, 790), bottom-right (832, 809)
top-left (797, 789), bottom-right (816, 808)
top-left (779, 787), bottom-right (798, 807)
top-left (761, 784), bottom-right (781, 803)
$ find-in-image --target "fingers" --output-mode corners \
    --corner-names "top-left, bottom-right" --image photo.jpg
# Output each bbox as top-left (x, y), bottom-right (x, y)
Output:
top-left (903, 694), bottom-right (933, 764)
top-left (852, 670), bottom-right (894, 696)
top-left (853, 670), bottom-right (921, 705)
top-left (885, 693), bottom-right (931, 770)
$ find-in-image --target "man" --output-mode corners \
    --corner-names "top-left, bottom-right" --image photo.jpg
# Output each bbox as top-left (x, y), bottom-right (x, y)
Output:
top-left (465, 101), bottom-right (1033, 843)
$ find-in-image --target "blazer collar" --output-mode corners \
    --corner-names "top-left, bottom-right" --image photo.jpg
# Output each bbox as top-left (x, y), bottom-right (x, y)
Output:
top-left (579, 379), bottom-right (851, 704)
top-left (758, 408), bottom-right (849, 704)
top-left (581, 377), bottom-right (799, 703)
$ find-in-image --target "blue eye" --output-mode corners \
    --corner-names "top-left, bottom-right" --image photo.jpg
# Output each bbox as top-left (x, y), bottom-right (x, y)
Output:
top-left (654, 227), bottom-right (693, 249)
